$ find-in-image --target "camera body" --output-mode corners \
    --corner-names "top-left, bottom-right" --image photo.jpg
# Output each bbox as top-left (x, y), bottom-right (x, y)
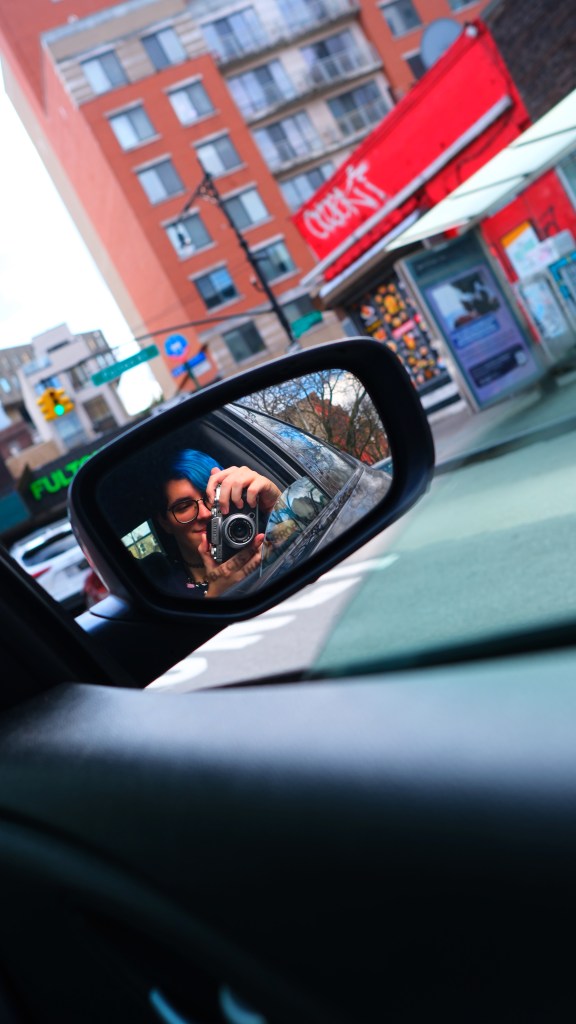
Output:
top-left (208, 486), bottom-right (259, 564)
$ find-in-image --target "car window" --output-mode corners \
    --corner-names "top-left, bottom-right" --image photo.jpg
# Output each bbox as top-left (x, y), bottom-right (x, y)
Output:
top-left (18, 530), bottom-right (78, 567)
top-left (230, 404), bottom-right (356, 496)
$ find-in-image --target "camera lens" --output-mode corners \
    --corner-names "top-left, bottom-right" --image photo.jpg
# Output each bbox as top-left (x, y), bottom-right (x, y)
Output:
top-left (224, 514), bottom-right (256, 548)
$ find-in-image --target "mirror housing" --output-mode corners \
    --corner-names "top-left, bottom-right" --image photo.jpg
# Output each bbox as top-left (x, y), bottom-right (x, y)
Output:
top-left (69, 339), bottom-right (434, 624)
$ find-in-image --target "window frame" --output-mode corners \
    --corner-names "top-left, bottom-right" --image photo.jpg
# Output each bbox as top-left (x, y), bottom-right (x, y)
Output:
top-left (193, 266), bottom-right (240, 309)
top-left (142, 26), bottom-right (187, 70)
top-left (380, 0), bottom-right (422, 37)
top-left (222, 322), bottom-right (266, 363)
top-left (136, 158), bottom-right (185, 204)
top-left (167, 79), bottom-right (215, 126)
top-left (195, 134), bottom-right (243, 177)
top-left (108, 104), bottom-right (157, 150)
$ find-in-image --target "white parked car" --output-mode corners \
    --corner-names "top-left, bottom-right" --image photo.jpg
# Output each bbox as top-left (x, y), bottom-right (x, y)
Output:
top-left (10, 517), bottom-right (91, 613)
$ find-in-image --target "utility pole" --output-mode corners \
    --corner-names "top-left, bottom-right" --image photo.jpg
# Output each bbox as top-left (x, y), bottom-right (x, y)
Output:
top-left (179, 172), bottom-right (301, 353)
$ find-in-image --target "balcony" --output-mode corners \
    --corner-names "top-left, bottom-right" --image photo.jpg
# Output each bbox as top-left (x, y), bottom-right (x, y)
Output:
top-left (331, 96), bottom-right (390, 139)
top-left (261, 126), bottom-right (348, 173)
top-left (212, 0), bottom-right (359, 68)
top-left (238, 48), bottom-right (382, 123)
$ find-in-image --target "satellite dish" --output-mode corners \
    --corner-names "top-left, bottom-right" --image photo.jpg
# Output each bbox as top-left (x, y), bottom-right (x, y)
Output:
top-left (420, 18), bottom-right (463, 69)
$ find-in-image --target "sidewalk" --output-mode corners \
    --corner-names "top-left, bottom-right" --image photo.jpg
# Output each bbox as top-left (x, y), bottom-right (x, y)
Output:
top-left (429, 364), bottom-right (576, 470)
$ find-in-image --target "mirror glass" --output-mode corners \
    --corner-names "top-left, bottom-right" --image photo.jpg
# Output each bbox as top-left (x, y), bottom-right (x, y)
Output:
top-left (96, 369), bottom-right (392, 601)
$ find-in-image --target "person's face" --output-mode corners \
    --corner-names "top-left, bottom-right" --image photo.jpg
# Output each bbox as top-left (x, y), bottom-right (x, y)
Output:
top-left (160, 478), bottom-right (212, 552)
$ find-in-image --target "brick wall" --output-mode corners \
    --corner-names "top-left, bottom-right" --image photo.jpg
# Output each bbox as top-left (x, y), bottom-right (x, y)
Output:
top-left (484, 0), bottom-right (576, 120)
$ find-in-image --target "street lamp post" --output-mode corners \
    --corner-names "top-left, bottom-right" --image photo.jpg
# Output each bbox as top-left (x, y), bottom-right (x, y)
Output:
top-left (179, 172), bottom-right (301, 353)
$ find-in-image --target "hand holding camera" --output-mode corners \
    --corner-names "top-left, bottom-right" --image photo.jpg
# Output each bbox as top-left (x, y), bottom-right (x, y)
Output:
top-left (208, 484), bottom-right (259, 564)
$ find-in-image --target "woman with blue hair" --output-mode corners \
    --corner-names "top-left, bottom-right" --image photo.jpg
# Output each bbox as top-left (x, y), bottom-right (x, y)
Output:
top-left (155, 449), bottom-right (281, 598)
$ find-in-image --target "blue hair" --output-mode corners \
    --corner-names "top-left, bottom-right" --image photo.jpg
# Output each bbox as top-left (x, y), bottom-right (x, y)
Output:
top-left (169, 449), bottom-right (222, 494)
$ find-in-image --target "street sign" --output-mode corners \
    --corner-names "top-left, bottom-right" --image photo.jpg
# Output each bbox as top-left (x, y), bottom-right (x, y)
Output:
top-left (164, 333), bottom-right (189, 357)
top-left (171, 355), bottom-right (212, 378)
top-left (91, 345), bottom-right (159, 385)
top-left (292, 310), bottom-right (323, 339)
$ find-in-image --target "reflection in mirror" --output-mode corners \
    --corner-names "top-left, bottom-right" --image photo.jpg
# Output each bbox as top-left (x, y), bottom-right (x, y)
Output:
top-left (97, 369), bottom-right (393, 601)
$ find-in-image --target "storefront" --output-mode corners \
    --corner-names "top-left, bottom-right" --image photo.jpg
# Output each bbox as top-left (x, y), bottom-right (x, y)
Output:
top-left (295, 21), bottom-right (576, 411)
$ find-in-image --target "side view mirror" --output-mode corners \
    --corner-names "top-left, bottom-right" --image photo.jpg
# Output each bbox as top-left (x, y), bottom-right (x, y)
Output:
top-left (69, 339), bottom-right (434, 623)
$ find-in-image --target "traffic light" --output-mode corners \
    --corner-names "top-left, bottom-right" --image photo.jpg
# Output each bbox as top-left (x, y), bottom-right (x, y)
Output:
top-left (52, 387), bottom-right (75, 416)
top-left (36, 387), bottom-right (75, 421)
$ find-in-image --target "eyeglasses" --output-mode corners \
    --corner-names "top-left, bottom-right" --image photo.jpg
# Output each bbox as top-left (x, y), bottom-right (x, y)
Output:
top-left (167, 496), bottom-right (212, 524)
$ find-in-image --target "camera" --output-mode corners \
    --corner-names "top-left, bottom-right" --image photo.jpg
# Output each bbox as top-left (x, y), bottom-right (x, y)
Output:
top-left (208, 485), bottom-right (259, 564)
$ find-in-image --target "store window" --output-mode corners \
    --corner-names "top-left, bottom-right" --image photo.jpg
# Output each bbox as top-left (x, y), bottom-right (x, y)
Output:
top-left (254, 113), bottom-right (320, 170)
top-left (137, 159), bottom-right (184, 203)
top-left (223, 188), bottom-right (268, 230)
top-left (196, 135), bottom-right (242, 176)
top-left (142, 27), bottom-right (186, 69)
top-left (348, 273), bottom-right (448, 393)
top-left (202, 8), bottom-right (267, 61)
top-left (168, 81), bottom-right (214, 125)
top-left (194, 268), bottom-right (239, 309)
top-left (222, 323), bottom-right (266, 363)
top-left (166, 213), bottom-right (212, 256)
top-left (380, 0), bottom-right (422, 36)
top-left (81, 51), bottom-right (127, 94)
top-left (109, 105), bottom-right (156, 149)
top-left (280, 163), bottom-right (334, 211)
top-left (328, 82), bottom-right (389, 138)
top-left (253, 240), bottom-right (295, 282)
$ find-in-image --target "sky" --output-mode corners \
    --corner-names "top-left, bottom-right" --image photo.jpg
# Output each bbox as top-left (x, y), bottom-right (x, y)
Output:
top-left (0, 72), bottom-right (161, 414)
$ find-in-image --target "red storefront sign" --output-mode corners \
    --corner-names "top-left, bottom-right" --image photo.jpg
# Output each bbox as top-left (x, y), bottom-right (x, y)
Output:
top-left (293, 22), bottom-right (530, 278)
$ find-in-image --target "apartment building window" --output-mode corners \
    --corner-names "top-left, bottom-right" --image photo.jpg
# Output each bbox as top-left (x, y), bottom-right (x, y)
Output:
top-left (137, 159), bottom-right (184, 203)
top-left (196, 135), bottom-right (242, 176)
top-left (254, 113), bottom-right (320, 170)
top-left (405, 51), bottom-right (426, 79)
top-left (224, 189), bottom-right (269, 230)
top-left (447, 0), bottom-right (475, 9)
top-left (83, 396), bottom-right (116, 434)
top-left (328, 82), bottom-right (389, 137)
top-left (280, 163), bottom-right (334, 210)
top-left (166, 212), bottom-right (212, 256)
top-left (142, 27), bottom-right (186, 69)
top-left (283, 295), bottom-right (317, 323)
top-left (202, 8), bottom-right (267, 62)
top-left (81, 51), bottom-right (127, 94)
top-left (168, 81), bottom-right (214, 125)
top-left (277, 0), bottom-right (328, 31)
top-left (195, 268), bottom-right (239, 309)
top-left (222, 323), bottom-right (265, 362)
top-left (380, 0), bottom-right (421, 36)
top-left (254, 240), bottom-right (295, 282)
top-left (301, 31), bottom-right (366, 84)
top-left (109, 105), bottom-right (156, 149)
top-left (228, 61), bottom-right (295, 118)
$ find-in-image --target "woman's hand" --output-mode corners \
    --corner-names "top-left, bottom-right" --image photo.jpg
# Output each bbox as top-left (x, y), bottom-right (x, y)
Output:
top-left (205, 466), bottom-right (281, 515)
top-left (196, 532), bottom-right (265, 598)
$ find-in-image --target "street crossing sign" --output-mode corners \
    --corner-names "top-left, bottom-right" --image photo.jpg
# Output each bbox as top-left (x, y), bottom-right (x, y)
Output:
top-left (91, 345), bottom-right (159, 385)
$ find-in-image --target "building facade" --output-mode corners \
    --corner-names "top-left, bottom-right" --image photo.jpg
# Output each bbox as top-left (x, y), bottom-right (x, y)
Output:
top-left (0, 0), bottom-right (489, 396)
top-left (18, 323), bottom-right (132, 455)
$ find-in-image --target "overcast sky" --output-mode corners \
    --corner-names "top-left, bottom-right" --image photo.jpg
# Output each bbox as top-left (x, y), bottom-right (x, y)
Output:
top-left (0, 71), bottom-right (161, 413)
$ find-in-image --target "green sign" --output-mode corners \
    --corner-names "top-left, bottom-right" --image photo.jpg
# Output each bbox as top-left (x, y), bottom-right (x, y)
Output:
top-left (91, 344), bottom-right (159, 385)
top-left (291, 311), bottom-right (323, 339)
